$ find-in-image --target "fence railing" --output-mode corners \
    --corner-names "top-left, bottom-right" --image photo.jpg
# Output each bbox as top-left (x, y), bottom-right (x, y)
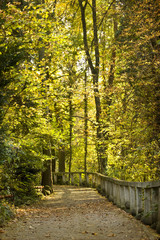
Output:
top-left (53, 172), bottom-right (160, 234)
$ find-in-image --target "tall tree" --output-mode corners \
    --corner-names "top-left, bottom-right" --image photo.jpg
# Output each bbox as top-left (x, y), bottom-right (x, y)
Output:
top-left (106, 0), bottom-right (160, 180)
top-left (78, 0), bottom-right (107, 173)
top-left (84, 71), bottom-right (88, 173)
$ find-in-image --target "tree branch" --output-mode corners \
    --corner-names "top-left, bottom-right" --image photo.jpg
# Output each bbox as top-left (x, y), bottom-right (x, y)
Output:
top-left (92, 0), bottom-right (99, 70)
top-left (78, 0), bottom-right (95, 74)
top-left (98, 0), bottom-right (116, 29)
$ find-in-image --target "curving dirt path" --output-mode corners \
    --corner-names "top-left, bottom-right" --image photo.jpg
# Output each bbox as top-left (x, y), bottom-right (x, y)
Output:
top-left (0, 185), bottom-right (160, 240)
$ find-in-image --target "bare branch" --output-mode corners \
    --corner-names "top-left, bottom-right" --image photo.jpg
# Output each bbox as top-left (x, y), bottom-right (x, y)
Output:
top-left (98, 0), bottom-right (116, 29)
top-left (78, 0), bottom-right (95, 73)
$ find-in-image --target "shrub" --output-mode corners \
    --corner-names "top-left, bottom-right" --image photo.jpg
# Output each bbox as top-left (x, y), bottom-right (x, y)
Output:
top-left (0, 201), bottom-right (15, 226)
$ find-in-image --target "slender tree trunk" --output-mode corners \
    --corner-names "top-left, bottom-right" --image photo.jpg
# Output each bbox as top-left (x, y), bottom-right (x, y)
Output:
top-left (79, 0), bottom-right (107, 173)
top-left (38, 35), bottom-right (54, 191)
top-left (69, 93), bottom-right (73, 173)
top-left (108, 16), bottom-right (117, 87)
top-left (58, 145), bottom-right (65, 172)
top-left (100, 7), bottom-right (118, 173)
top-left (52, 148), bottom-right (56, 172)
top-left (54, 102), bottom-right (66, 173)
top-left (84, 72), bottom-right (88, 173)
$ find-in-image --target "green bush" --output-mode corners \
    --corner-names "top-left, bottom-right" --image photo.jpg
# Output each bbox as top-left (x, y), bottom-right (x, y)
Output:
top-left (0, 201), bottom-right (15, 226)
top-left (1, 144), bottom-right (43, 206)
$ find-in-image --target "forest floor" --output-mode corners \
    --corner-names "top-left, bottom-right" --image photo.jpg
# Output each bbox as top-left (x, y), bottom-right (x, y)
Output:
top-left (0, 185), bottom-right (160, 240)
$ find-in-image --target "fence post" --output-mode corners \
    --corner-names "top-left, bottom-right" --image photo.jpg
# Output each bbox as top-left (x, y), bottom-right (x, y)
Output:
top-left (136, 187), bottom-right (143, 218)
top-left (116, 184), bottom-right (121, 207)
top-left (112, 182), bottom-right (116, 204)
top-left (108, 182), bottom-right (114, 202)
top-left (101, 177), bottom-right (105, 194)
top-left (120, 185), bottom-right (125, 209)
top-left (129, 186), bottom-right (136, 216)
top-left (151, 187), bottom-right (159, 225)
top-left (104, 179), bottom-right (108, 197)
top-left (124, 185), bottom-right (130, 211)
top-left (142, 188), bottom-right (152, 225)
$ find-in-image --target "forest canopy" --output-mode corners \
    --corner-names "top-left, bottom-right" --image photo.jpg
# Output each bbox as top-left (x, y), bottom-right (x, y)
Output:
top-left (0, 0), bottom-right (160, 201)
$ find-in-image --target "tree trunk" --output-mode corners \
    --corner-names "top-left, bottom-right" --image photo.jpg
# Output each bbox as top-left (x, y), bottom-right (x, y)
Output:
top-left (52, 149), bottom-right (56, 173)
top-left (38, 34), bottom-right (54, 192)
top-left (54, 101), bottom-right (66, 173)
top-left (69, 94), bottom-right (73, 173)
top-left (58, 145), bottom-right (65, 172)
top-left (108, 12), bottom-right (117, 87)
top-left (42, 160), bottom-right (53, 191)
top-left (41, 148), bottom-right (53, 193)
top-left (84, 72), bottom-right (88, 173)
top-left (79, 0), bottom-right (107, 173)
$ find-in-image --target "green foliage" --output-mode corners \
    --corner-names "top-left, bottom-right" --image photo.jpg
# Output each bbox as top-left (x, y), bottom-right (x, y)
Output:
top-left (0, 201), bottom-right (15, 226)
top-left (104, 0), bottom-right (160, 181)
top-left (0, 0), bottom-right (159, 190)
top-left (1, 141), bottom-right (43, 205)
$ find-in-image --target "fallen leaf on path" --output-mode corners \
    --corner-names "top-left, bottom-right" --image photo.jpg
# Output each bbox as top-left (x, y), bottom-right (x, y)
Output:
top-left (107, 233), bottom-right (116, 237)
top-left (0, 229), bottom-right (5, 233)
top-left (82, 231), bottom-right (88, 234)
top-left (92, 232), bottom-right (98, 235)
top-left (45, 234), bottom-right (51, 237)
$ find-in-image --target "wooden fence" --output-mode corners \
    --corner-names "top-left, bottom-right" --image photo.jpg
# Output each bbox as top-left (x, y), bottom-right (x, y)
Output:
top-left (53, 172), bottom-right (160, 234)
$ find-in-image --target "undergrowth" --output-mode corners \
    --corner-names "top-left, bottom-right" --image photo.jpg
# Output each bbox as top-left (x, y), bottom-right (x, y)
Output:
top-left (0, 200), bottom-right (15, 227)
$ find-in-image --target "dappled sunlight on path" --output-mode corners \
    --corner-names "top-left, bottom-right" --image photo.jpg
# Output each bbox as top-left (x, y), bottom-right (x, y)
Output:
top-left (42, 185), bottom-right (103, 207)
top-left (0, 185), bottom-right (159, 240)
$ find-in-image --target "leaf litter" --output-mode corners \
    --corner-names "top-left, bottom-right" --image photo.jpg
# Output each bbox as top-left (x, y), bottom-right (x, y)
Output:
top-left (0, 185), bottom-right (160, 240)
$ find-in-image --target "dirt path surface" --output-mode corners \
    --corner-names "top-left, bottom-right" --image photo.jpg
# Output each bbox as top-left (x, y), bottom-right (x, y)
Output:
top-left (0, 185), bottom-right (160, 240)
